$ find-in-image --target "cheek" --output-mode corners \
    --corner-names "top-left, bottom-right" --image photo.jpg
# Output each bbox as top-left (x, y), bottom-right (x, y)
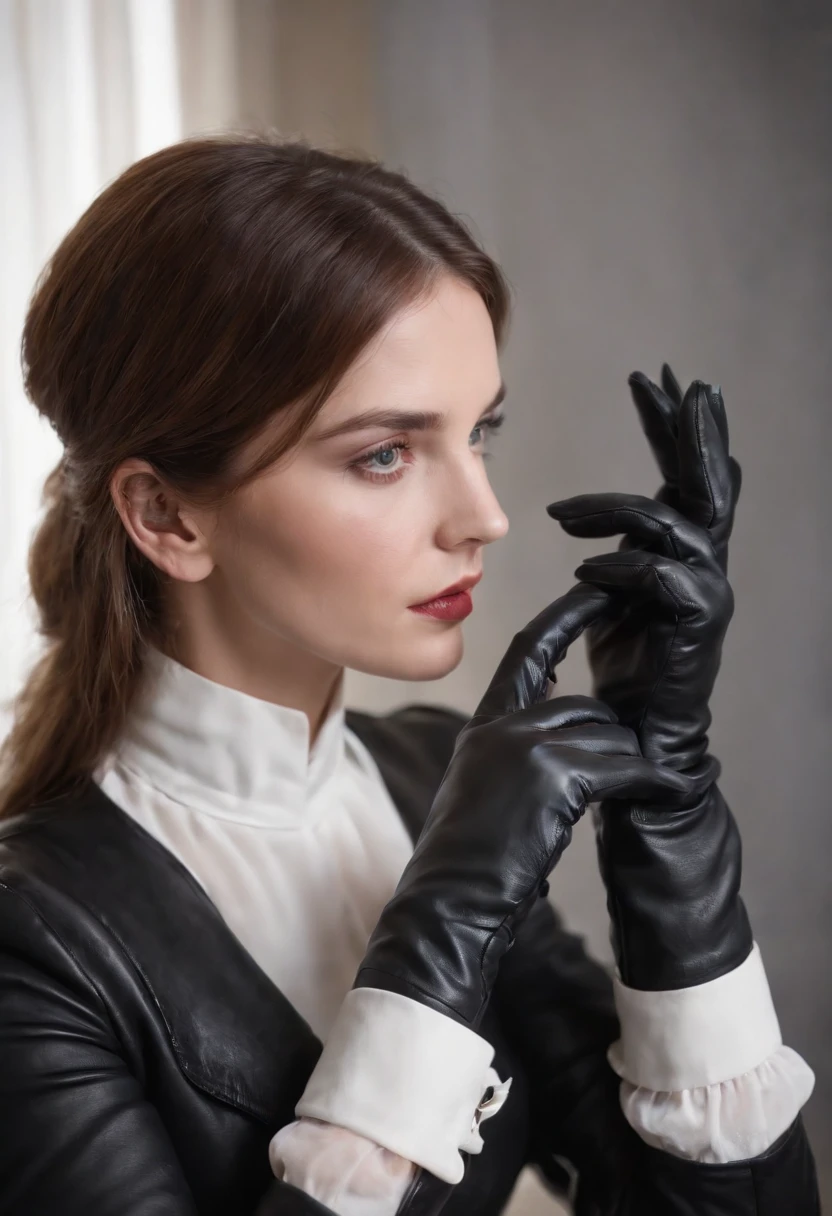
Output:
top-left (214, 471), bottom-right (465, 680)
top-left (220, 476), bottom-right (425, 628)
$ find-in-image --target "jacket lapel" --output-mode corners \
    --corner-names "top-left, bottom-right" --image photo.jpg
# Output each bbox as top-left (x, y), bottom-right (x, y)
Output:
top-left (6, 706), bottom-right (462, 1128)
top-left (10, 781), bottom-right (323, 1126)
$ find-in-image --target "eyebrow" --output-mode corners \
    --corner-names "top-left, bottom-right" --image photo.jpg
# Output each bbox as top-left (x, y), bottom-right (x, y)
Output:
top-left (313, 382), bottom-right (507, 442)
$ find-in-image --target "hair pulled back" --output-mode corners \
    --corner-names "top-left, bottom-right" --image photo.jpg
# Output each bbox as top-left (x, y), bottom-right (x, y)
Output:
top-left (0, 133), bottom-right (510, 820)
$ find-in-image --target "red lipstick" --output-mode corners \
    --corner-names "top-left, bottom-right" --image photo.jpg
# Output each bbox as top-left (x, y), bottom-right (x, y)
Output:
top-left (409, 573), bottom-right (482, 621)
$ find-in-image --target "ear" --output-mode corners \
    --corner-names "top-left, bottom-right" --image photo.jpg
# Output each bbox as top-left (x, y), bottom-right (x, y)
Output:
top-left (109, 458), bottom-right (217, 583)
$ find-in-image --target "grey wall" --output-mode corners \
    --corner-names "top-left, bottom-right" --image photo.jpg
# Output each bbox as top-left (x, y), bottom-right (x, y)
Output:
top-left (345, 0), bottom-right (832, 1202)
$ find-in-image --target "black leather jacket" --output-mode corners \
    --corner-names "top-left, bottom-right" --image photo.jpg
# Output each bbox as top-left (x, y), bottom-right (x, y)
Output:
top-left (0, 705), bottom-right (819, 1216)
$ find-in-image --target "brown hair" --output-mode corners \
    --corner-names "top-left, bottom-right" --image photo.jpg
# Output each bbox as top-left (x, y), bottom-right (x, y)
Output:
top-left (0, 133), bottom-right (511, 821)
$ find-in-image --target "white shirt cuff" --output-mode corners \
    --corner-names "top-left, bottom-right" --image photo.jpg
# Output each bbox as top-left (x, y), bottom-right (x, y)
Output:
top-left (607, 942), bottom-right (782, 1091)
top-left (294, 987), bottom-right (510, 1185)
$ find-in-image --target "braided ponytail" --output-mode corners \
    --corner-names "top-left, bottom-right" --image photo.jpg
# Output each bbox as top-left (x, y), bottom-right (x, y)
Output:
top-left (0, 452), bottom-right (160, 817)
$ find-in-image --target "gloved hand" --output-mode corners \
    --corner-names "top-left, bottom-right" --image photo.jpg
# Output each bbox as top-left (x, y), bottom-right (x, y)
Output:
top-left (352, 583), bottom-right (694, 1027)
top-left (545, 370), bottom-right (751, 990)
top-left (546, 369), bottom-right (739, 773)
top-left (627, 364), bottom-right (742, 574)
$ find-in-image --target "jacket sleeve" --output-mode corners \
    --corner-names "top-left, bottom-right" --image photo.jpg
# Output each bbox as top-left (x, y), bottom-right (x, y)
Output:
top-left (492, 893), bottom-right (820, 1214)
top-left (0, 881), bottom-right (336, 1216)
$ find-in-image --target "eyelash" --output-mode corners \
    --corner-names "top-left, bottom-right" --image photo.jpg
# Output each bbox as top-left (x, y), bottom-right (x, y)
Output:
top-left (349, 414), bottom-right (506, 485)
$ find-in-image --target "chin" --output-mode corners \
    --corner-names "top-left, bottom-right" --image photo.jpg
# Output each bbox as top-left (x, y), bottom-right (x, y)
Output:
top-left (351, 623), bottom-right (465, 682)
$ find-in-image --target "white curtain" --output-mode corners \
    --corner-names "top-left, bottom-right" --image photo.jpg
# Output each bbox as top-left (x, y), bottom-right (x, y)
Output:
top-left (0, 0), bottom-right (236, 728)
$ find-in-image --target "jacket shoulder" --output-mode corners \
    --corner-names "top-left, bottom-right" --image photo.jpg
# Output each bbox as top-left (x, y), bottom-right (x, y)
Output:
top-left (0, 789), bottom-right (192, 922)
top-left (0, 796), bottom-right (154, 1020)
top-left (0, 809), bottom-right (122, 1066)
top-left (0, 799), bottom-right (99, 925)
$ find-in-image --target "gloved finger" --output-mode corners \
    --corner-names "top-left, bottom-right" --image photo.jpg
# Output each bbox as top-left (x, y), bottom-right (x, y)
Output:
top-left (546, 492), bottom-right (715, 565)
top-left (533, 722), bottom-right (641, 757)
top-left (678, 382), bottom-right (736, 537)
top-left (520, 693), bottom-right (619, 732)
top-left (730, 457), bottom-right (742, 506)
top-left (555, 749), bottom-right (694, 805)
top-left (653, 482), bottom-right (680, 511)
top-left (661, 362), bottom-right (683, 407)
top-left (628, 371), bottom-right (679, 487)
top-left (573, 549), bottom-right (709, 617)
top-left (473, 583), bottom-right (611, 723)
top-left (708, 456), bottom-right (743, 575)
top-left (707, 383), bottom-right (730, 452)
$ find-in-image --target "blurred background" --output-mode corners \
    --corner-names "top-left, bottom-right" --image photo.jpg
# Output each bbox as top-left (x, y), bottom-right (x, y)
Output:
top-left (2, 2), bottom-right (829, 1209)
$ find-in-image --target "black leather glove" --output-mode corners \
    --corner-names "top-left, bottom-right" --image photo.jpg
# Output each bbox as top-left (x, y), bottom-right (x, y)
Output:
top-left (628, 364), bottom-right (742, 574)
top-left (546, 370), bottom-right (752, 990)
top-left (547, 370), bottom-right (738, 773)
top-left (352, 583), bottom-right (694, 1026)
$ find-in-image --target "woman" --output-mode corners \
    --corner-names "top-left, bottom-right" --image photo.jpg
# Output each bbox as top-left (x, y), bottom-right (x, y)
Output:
top-left (0, 135), bottom-right (819, 1216)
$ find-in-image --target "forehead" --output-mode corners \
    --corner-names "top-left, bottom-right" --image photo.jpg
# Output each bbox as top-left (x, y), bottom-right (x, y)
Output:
top-left (315, 275), bottom-right (501, 426)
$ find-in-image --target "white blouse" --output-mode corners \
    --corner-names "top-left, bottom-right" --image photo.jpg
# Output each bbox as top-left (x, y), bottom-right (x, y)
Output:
top-left (92, 646), bottom-right (814, 1215)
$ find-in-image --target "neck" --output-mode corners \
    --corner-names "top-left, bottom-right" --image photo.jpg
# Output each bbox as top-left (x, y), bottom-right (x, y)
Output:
top-left (160, 595), bottom-right (344, 749)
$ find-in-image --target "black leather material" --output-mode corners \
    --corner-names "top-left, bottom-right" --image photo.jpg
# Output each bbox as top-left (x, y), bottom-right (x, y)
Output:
top-left (547, 370), bottom-right (753, 991)
top-left (0, 789), bottom-right (320, 1216)
top-left (349, 707), bottom-right (820, 1216)
top-left (348, 707), bottom-right (534, 1216)
top-left (352, 585), bottom-right (692, 1028)
top-left (393, 1168), bottom-right (456, 1216)
top-left (0, 717), bottom-right (530, 1216)
top-left (594, 780), bottom-right (752, 991)
top-left (0, 702), bottom-right (819, 1214)
top-left (547, 372), bottom-right (740, 774)
top-left (620, 1114), bottom-right (822, 1216)
top-left (254, 1181), bottom-right (338, 1215)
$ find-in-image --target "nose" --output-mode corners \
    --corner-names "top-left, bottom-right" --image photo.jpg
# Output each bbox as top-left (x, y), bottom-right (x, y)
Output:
top-left (433, 452), bottom-right (509, 550)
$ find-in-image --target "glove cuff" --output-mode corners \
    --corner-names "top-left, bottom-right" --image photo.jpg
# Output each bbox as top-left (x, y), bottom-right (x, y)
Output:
top-left (599, 777), bottom-right (753, 990)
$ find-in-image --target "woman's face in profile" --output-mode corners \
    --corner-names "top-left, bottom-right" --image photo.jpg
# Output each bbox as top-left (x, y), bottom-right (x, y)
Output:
top-left (211, 273), bottom-right (509, 680)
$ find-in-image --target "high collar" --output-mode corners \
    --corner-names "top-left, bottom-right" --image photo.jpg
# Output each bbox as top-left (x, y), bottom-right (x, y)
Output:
top-left (109, 645), bottom-right (347, 829)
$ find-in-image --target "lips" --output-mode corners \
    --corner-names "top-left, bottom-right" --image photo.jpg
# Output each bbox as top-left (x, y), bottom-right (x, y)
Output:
top-left (411, 572), bottom-right (482, 605)
top-left (409, 572), bottom-right (482, 621)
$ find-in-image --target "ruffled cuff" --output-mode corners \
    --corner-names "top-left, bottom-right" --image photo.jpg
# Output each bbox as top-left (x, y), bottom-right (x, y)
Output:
top-left (269, 1119), bottom-right (415, 1216)
top-left (617, 1046), bottom-right (815, 1163)
top-left (608, 942), bottom-right (816, 1162)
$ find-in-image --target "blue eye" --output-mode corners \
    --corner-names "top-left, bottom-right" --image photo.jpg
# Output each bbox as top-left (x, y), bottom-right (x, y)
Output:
top-left (349, 412), bottom-right (505, 486)
top-left (350, 438), bottom-right (413, 483)
top-left (370, 447), bottom-right (399, 468)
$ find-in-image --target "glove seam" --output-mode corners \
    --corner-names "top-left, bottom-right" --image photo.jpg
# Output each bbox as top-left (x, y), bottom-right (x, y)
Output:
top-left (692, 392), bottom-right (718, 530)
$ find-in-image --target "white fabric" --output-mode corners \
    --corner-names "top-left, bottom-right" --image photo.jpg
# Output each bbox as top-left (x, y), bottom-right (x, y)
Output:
top-left (94, 644), bottom-right (814, 1215)
top-left (270, 1121), bottom-right (417, 1216)
top-left (609, 944), bottom-right (782, 1091)
top-left (295, 987), bottom-right (508, 1182)
top-left (270, 1067), bottom-right (512, 1213)
top-left (608, 947), bottom-right (815, 1163)
top-left (617, 1046), bottom-right (815, 1165)
top-left (96, 644), bottom-right (417, 1043)
top-left (94, 644), bottom-right (502, 1202)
